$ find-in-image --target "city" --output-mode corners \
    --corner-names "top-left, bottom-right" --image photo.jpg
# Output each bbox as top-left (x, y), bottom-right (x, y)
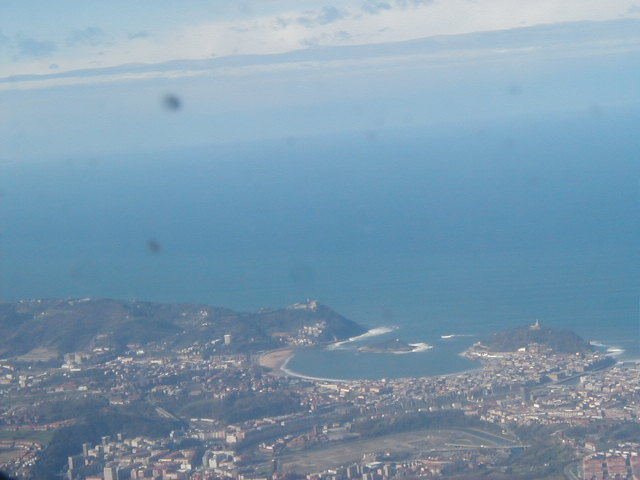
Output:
top-left (0, 300), bottom-right (638, 480)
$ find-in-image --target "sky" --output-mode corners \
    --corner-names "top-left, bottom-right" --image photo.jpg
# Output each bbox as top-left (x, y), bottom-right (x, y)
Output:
top-left (1, 1), bottom-right (640, 160)
top-left (2, 0), bottom-right (640, 78)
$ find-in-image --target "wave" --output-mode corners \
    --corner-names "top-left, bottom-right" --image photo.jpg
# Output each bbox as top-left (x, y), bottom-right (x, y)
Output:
top-left (590, 340), bottom-right (625, 357)
top-left (405, 342), bottom-right (433, 353)
top-left (606, 347), bottom-right (625, 356)
top-left (327, 326), bottom-right (397, 350)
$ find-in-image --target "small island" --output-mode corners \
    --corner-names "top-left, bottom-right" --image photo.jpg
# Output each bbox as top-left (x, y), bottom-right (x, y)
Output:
top-left (481, 320), bottom-right (594, 354)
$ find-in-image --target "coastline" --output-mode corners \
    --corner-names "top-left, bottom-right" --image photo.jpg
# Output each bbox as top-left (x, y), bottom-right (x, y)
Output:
top-left (258, 347), bottom-right (355, 383)
top-left (257, 347), bottom-right (295, 372)
top-left (258, 345), bottom-right (480, 383)
top-left (257, 326), bottom-right (483, 382)
top-left (256, 328), bottom-right (622, 383)
top-left (280, 354), bottom-right (354, 383)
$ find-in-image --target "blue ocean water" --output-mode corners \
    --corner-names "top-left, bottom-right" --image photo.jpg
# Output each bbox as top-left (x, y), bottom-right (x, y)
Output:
top-left (1, 112), bottom-right (638, 379)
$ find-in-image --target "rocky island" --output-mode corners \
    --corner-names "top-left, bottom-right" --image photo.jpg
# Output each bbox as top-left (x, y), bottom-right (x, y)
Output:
top-left (480, 320), bottom-right (594, 354)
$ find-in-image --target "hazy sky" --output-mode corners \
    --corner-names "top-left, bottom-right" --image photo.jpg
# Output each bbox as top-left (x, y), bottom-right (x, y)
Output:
top-left (2, 0), bottom-right (640, 77)
top-left (1, 2), bottom-right (640, 160)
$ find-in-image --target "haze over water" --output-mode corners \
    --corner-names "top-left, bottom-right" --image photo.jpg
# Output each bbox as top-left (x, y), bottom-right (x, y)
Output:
top-left (2, 111), bottom-right (638, 379)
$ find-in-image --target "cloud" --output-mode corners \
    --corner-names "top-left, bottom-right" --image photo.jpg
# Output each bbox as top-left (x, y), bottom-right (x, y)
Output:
top-left (301, 29), bottom-right (352, 47)
top-left (298, 6), bottom-right (346, 26)
top-left (363, 0), bottom-right (434, 11)
top-left (362, 1), bottom-right (393, 14)
top-left (15, 37), bottom-right (57, 58)
top-left (66, 27), bottom-right (107, 47)
top-left (3, 0), bottom-right (640, 78)
top-left (276, 5), bottom-right (347, 28)
top-left (395, 0), bottom-right (435, 7)
top-left (4, 18), bottom-right (639, 93)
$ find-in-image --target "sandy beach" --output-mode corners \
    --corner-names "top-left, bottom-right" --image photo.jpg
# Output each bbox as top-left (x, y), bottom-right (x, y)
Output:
top-left (258, 348), bottom-right (356, 383)
top-left (258, 348), bottom-right (294, 372)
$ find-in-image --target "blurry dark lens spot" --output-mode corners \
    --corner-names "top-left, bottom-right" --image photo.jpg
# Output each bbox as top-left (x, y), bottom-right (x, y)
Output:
top-left (503, 137), bottom-right (515, 149)
top-left (162, 94), bottom-right (182, 111)
top-left (507, 84), bottom-right (523, 96)
top-left (588, 104), bottom-right (604, 118)
top-left (147, 239), bottom-right (162, 254)
top-left (285, 136), bottom-right (297, 147)
top-left (526, 174), bottom-right (542, 188)
top-left (364, 130), bottom-right (378, 142)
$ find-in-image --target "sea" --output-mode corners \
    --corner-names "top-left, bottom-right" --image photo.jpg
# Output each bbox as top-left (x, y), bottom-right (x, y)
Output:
top-left (1, 111), bottom-right (638, 380)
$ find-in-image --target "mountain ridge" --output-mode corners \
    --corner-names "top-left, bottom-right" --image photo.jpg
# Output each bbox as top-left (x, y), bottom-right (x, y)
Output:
top-left (0, 298), bottom-right (365, 360)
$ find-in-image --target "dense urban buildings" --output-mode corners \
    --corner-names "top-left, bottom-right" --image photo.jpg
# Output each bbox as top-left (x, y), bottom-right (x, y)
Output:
top-left (0, 300), bottom-right (637, 480)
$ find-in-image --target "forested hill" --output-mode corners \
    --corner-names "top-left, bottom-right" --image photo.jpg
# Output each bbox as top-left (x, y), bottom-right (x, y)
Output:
top-left (0, 299), bottom-right (365, 359)
top-left (484, 324), bottom-right (593, 354)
